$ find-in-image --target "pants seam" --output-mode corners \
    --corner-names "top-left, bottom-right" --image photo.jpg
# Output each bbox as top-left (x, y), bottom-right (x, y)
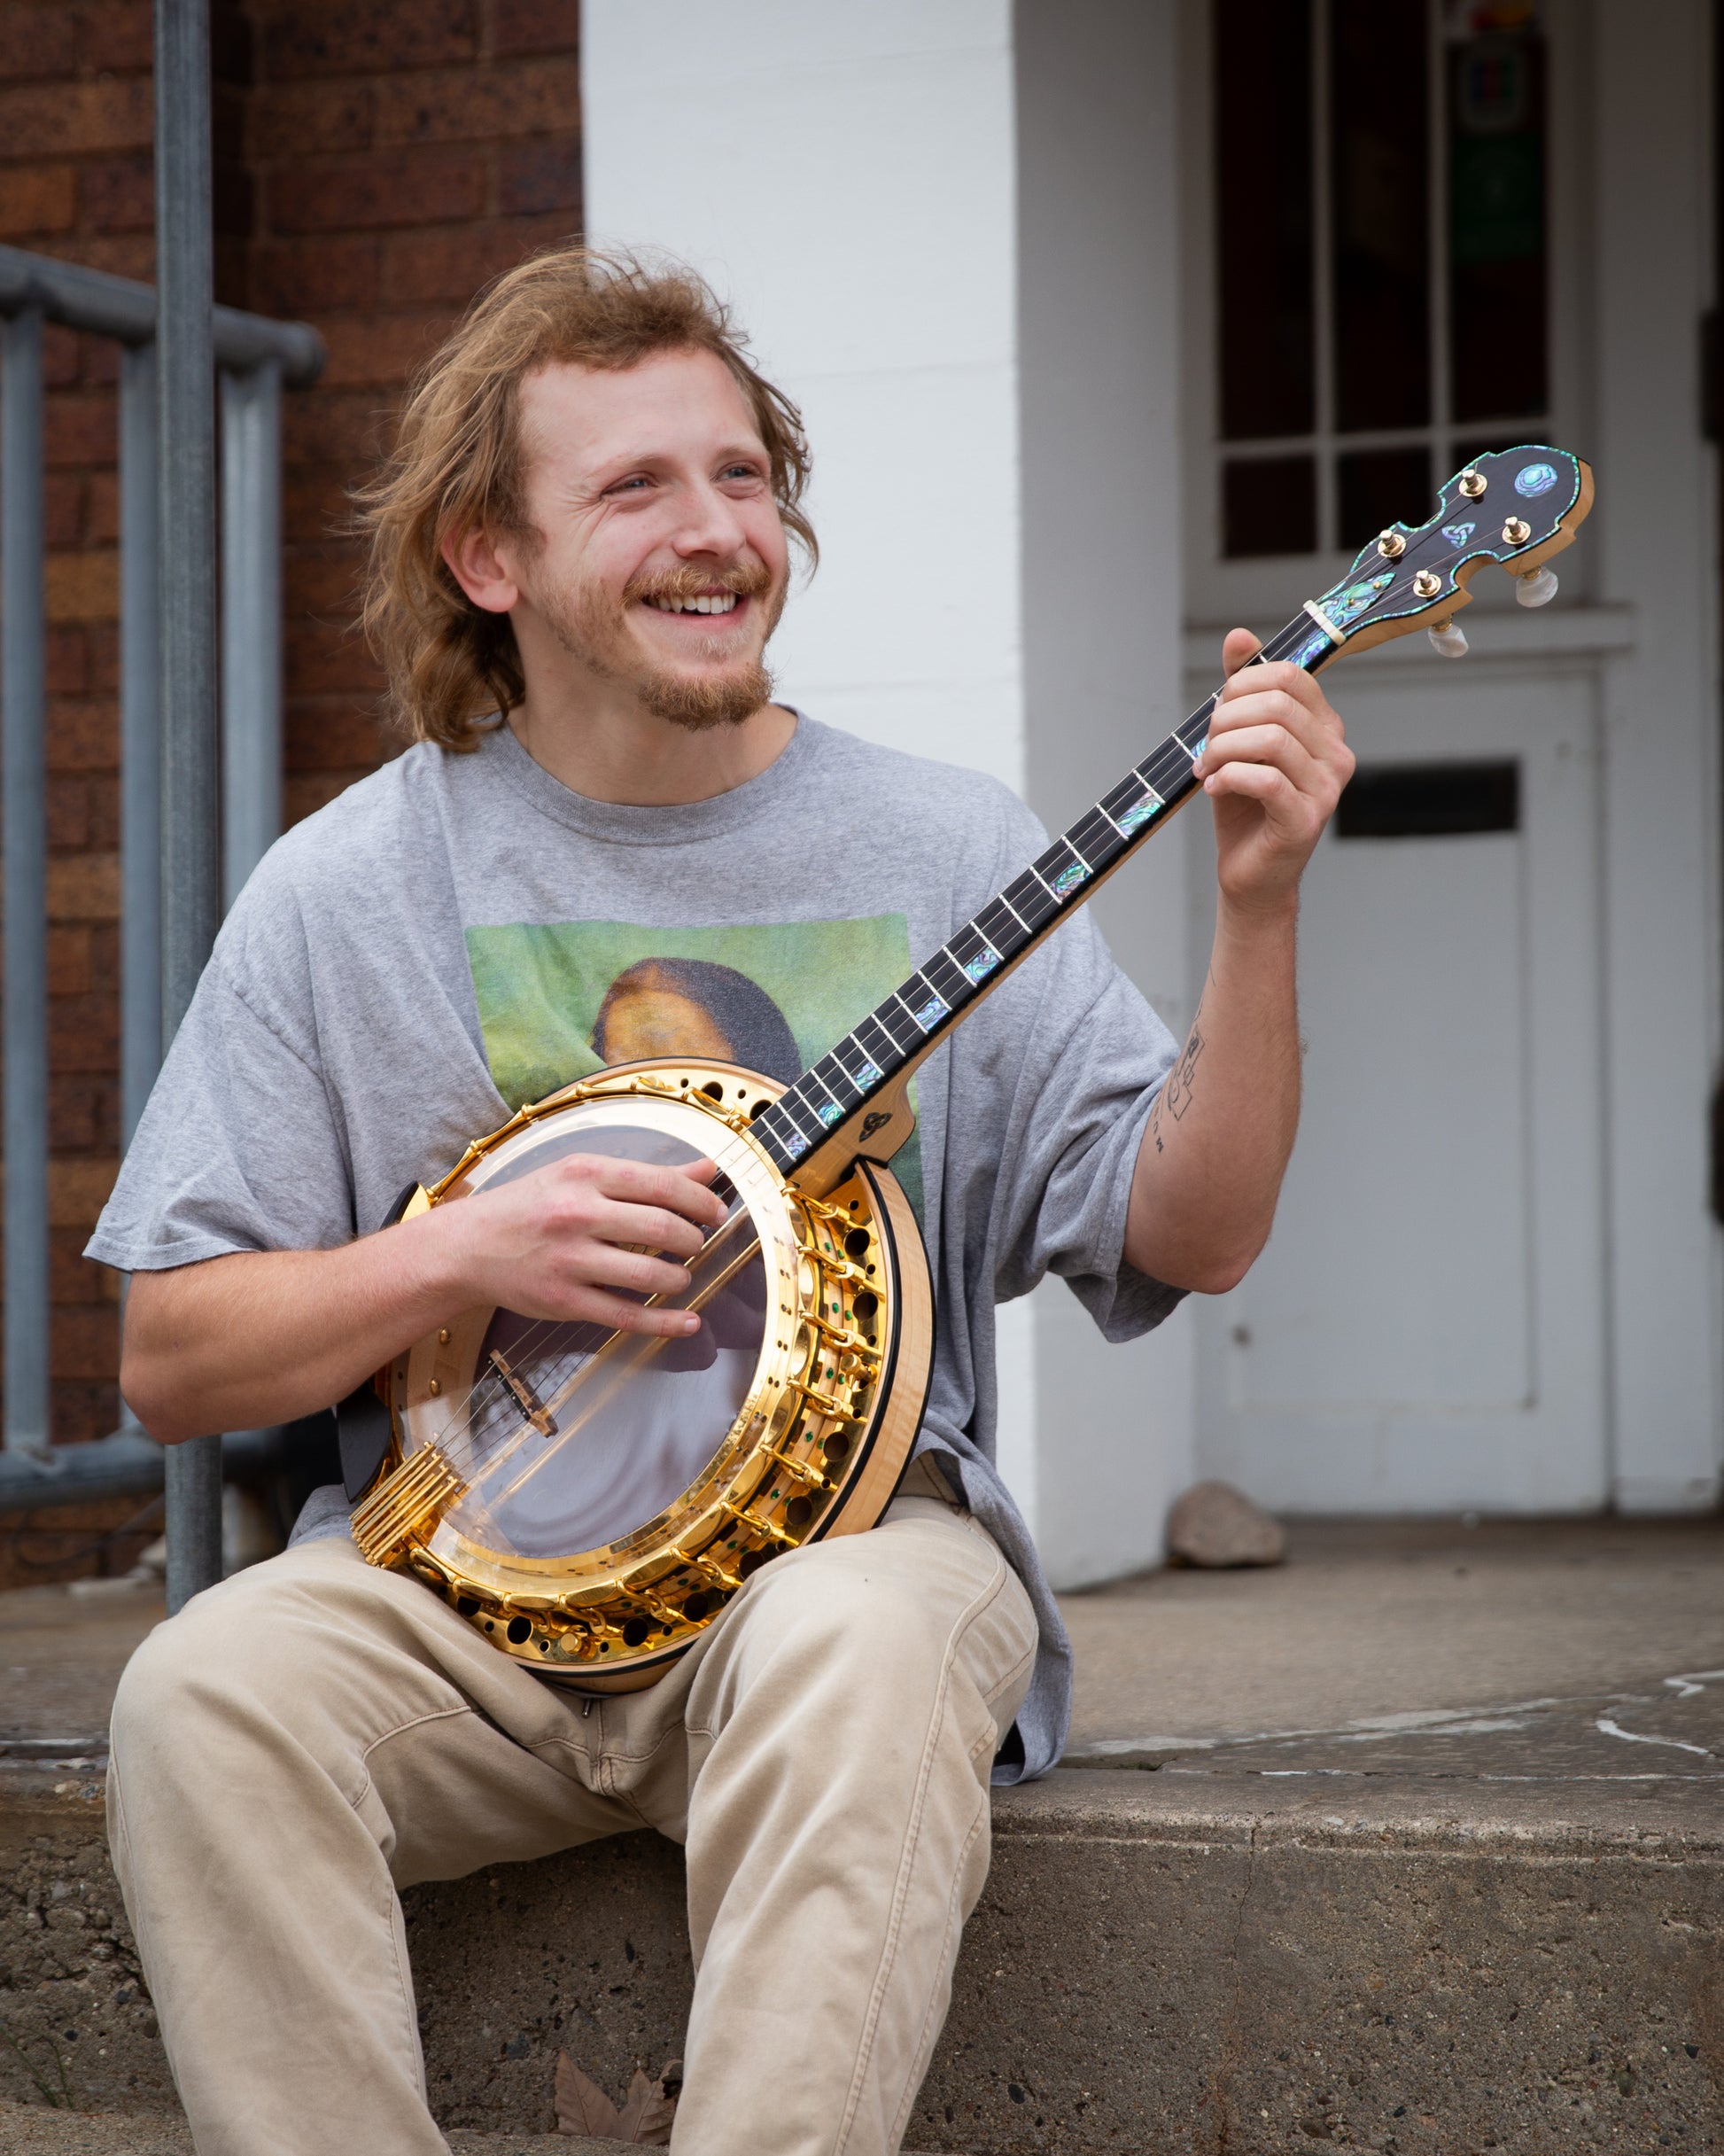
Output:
top-left (355, 1701), bottom-right (477, 1809)
top-left (831, 1545), bottom-right (1013, 2155)
top-left (889, 1797), bottom-right (987, 2152)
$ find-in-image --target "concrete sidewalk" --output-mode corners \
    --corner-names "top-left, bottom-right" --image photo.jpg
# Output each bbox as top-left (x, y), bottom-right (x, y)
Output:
top-left (1, 1514), bottom-right (1720, 2152)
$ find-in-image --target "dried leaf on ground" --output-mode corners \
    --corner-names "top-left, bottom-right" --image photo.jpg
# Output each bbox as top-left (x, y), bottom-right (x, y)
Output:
top-left (555, 2051), bottom-right (623, 2139)
top-left (555, 2051), bottom-right (680, 2144)
top-left (616, 2066), bottom-right (673, 2144)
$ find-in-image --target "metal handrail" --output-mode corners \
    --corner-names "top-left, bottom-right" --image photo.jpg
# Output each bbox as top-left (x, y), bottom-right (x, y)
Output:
top-left (0, 245), bottom-right (323, 381)
top-left (0, 226), bottom-right (324, 1543)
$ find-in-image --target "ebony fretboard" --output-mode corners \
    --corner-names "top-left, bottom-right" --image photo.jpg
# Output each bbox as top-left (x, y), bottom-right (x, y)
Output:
top-left (750, 607), bottom-right (1336, 1174)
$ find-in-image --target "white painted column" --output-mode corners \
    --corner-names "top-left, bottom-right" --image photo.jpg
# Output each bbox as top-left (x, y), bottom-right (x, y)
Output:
top-left (1015, 0), bottom-right (1194, 1583)
top-left (1591, 0), bottom-right (1723, 1513)
top-left (581, 0), bottom-right (1193, 1582)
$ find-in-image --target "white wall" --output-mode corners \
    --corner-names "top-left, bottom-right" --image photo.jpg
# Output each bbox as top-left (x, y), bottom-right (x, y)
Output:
top-left (581, 0), bottom-right (1194, 1584)
top-left (581, 2), bottom-right (1025, 789)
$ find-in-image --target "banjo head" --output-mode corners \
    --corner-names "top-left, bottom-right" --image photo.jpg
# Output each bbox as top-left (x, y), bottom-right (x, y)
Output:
top-left (351, 1060), bottom-right (929, 1687)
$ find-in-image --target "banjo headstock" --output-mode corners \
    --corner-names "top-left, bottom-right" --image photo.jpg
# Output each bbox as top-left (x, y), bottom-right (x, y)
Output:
top-left (1301, 444), bottom-right (1594, 660)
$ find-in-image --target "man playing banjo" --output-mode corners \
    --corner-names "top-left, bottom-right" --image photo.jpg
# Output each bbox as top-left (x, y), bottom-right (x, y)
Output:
top-left (92, 247), bottom-right (1352, 2155)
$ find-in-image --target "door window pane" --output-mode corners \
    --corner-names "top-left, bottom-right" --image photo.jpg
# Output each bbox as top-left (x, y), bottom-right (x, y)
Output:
top-left (1448, 12), bottom-right (1549, 422)
top-left (1331, 0), bottom-right (1430, 432)
top-left (1215, 0), bottom-right (1316, 439)
top-left (1338, 445), bottom-right (1433, 551)
top-left (1224, 455), bottom-right (1319, 557)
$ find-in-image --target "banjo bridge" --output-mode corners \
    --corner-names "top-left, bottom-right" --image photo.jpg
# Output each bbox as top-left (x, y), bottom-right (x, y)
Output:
top-left (486, 1347), bottom-right (555, 1436)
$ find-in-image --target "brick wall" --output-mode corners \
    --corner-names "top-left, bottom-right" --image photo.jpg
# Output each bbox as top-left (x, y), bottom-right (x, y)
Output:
top-left (0, 2), bottom-right (581, 1536)
top-left (242, 0), bottom-right (582, 824)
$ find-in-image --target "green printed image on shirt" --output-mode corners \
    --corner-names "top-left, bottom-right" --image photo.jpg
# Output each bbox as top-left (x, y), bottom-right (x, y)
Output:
top-left (465, 915), bottom-right (924, 1218)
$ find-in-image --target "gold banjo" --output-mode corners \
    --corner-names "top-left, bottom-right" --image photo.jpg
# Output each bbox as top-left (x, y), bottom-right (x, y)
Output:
top-left (346, 446), bottom-right (1593, 1686)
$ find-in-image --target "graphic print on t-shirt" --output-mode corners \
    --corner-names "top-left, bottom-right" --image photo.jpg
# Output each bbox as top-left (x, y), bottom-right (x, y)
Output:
top-left (465, 915), bottom-right (925, 1218)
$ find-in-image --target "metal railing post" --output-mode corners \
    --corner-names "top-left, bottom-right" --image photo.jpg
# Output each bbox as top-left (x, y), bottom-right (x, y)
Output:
top-left (120, 342), bottom-right (160, 1146)
top-left (220, 360), bottom-right (283, 906)
top-left (1, 306), bottom-right (47, 1459)
top-left (156, 0), bottom-right (223, 1607)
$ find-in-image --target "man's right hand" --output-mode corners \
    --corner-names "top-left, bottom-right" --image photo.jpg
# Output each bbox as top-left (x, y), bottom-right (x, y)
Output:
top-left (423, 1151), bottom-right (727, 1337)
top-left (120, 1150), bottom-right (730, 1445)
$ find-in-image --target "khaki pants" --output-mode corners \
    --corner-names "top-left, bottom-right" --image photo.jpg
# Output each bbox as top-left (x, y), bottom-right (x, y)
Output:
top-left (106, 1483), bottom-right (1037, 2156)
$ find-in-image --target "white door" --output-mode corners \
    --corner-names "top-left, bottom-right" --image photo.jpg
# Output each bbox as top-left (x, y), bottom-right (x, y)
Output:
top-left (1177, 0), bottom-right (1664, 1512)
top-left (1188, 646), bottom-right (1608, 1511)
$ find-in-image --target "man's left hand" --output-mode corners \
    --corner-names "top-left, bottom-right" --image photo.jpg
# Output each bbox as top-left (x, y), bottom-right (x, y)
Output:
top-left (1197, 627), bottom-right (1355, 914)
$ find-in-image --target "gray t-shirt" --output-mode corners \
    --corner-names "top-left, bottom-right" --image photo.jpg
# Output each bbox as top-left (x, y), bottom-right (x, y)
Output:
top-left (89, 714), bottom-right (1182, 1780)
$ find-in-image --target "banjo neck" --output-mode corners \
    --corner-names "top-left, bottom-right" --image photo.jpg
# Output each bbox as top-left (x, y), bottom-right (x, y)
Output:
top-left (757, 440), bottom-right (1594, 1198)
top-left (753, 613), bottom-right (1317, 1197)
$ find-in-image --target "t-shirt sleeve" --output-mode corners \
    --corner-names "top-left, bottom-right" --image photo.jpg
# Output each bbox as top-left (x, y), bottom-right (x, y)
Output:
top-left (86, 922), bottom-right (356, 1274)
top-left (964, 800), bottom-right (1185, 1342)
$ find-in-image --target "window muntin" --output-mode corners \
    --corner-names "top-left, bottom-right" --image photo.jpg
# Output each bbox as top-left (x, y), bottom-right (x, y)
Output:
top-left (1212, 0), bottom-right (1550, 560)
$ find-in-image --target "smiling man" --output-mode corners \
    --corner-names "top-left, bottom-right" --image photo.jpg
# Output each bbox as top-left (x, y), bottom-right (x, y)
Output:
top-left (90, 248), bottom-right (1351, 2156)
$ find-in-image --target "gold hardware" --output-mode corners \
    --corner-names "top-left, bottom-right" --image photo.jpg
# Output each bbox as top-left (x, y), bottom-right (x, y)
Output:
top-left (1413, 569), bottom-right (1441, 598)
top-left (1376, 530), bottom-right (1406, 560)
top-left (1459, 468), bottom-right (1487, 498)
top-left (428, 1378), bottom-right (440, 1396)
top-left (722, 1496), bottom-right (791, 1543)
top-left (352, 1443), bottom-right (465, 1567)
top-left (1502, 516), bottom-right (1531, 546)
top-left (438, 1327), bottom-right (450, 1345)
top-left (762, 1444), bottom-right (830, 1489)
top-left (672, 1544), bottom-right (743, 1592)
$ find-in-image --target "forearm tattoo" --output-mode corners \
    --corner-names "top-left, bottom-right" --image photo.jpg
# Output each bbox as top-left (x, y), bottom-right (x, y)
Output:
top-left (1149, 984), bottom-right (1209, 1156)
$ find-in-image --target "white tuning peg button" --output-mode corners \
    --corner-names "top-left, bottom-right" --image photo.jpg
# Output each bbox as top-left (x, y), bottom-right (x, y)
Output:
top-left (1427, 619), bottom-right (1469, 658)
top-left (1515, 566), bottom-right (1559, 608)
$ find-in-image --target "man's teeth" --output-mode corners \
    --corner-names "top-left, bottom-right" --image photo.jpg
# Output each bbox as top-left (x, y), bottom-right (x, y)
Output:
top-left (648, 593), bottom-right (740, 615)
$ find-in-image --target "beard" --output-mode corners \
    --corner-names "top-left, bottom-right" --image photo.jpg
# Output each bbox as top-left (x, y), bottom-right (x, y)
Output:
top-left (537, 557), bottom-right (785, 733)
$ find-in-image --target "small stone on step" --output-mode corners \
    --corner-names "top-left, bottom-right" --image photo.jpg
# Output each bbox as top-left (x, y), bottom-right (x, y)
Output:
top-left (1166, 1479), bottom-right (1285, 1568)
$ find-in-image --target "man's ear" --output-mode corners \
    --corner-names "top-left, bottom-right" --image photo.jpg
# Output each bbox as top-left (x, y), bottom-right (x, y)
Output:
top-left (441, 523), bottom-right (521, 617)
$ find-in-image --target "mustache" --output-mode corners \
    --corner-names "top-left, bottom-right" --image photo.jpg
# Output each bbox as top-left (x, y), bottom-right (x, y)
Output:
top-left (623, 560), bottom-right (775, 606)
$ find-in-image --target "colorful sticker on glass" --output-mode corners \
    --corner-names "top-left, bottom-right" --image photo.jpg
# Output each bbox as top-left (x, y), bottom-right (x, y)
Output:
top-left (1515, 463), bottom-right (1558, 498)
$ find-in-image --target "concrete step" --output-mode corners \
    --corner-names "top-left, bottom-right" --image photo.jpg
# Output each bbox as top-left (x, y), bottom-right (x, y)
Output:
top-left (0, 2106), bottom-right (609, 2153)
top-left (1, 1517), bottom-right (1720, 2152)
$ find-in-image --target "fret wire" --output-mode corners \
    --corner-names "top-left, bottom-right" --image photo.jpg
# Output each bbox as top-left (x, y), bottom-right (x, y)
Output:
top-left (1004, 872), bottom-right (1057, 925)
top-left (923, 948), bottom-right (970, 1000)
top-left (876, 1002), bottom-right (923, 1054)
top-left (836, 1032), bottom-right (888, 1086)
top-left (807, 1062), bottom-right (850, 1109)
top-left (780, 1090), bottom-right (827, 1141)
top-left (903, 975), bottom-right (951, 1030)
top-left (1100, 773), bottom-right (1157, 823)
top-left (816, 1052), bottom-right (862, 1099)
top-left (978, 896), bottom-right (1031, 949)
top-left (1063, 829), bottom-right (1114, 877)
top-left (854, 1014), bottom-right (901, 1070)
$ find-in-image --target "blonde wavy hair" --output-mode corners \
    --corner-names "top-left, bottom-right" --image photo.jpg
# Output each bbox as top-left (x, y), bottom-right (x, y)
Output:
top-left (355, 245), bottom-right (816, 751)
